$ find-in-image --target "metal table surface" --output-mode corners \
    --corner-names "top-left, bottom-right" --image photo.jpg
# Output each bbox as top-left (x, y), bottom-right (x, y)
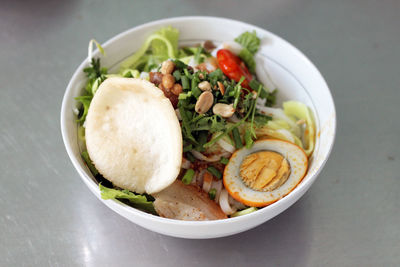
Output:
top-left (1, 0), bottom-right (399, 266)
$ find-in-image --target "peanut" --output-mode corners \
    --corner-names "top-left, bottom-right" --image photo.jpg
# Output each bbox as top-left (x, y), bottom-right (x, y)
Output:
top-left (171, 83), bottom-right (183, 96)
top-left (195, 91), bottom-right (214, 114)
top-left (162, 74), bottom-right (175, 90)
top-left (212, 103), bottom-right (235, 118)
top-left (217, 81), bottom-right (225, 95)
top-left (198, 81), bottom-right (211, 91)
top-left (160, 60), bottom-right (175, 75)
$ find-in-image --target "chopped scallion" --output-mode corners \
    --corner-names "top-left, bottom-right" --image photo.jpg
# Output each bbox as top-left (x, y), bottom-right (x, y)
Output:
top-left (186, 152), bottom-right (196, 162)
top-left (207, 166), bottom-right (222, 179)
top-left (220, 157), bottom-right (229, 165)
top-left (192, 86), bottom-right (202, 98)
top-left (232, 127), bottom-right (243, 149)
top-left (181, 76), bottom-right (190, 90)
top-left (183, 144), bottom-right (193, 152)
top-left (244, 128), bottom-right (254, 148)
top-left (183, 68), bottom-right (192, 79)
top-left (182, 169), bottom-right (195, 185)
top-left (208, 188), bottom-right (217, 200)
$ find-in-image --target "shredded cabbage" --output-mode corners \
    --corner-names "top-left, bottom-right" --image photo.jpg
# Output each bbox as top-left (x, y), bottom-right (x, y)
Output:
top-left (253, 101), bottom-right (315, 156)
top-left (283, 101), bottom-right (316, 156)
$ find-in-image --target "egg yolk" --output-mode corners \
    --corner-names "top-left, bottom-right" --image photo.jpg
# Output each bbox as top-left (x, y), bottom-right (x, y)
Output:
top-left (239, 151), bottom-right (291, 192)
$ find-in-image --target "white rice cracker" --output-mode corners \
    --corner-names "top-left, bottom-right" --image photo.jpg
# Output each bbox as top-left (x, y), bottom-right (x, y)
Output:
top-left (85, 77), bottom-right (182, 194)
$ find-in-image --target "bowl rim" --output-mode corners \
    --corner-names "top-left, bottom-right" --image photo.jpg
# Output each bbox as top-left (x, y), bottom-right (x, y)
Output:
top-left (61, 16), bottom-right (336, 228)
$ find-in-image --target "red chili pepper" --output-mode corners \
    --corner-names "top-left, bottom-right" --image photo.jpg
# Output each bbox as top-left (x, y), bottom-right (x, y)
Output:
top-left (216, 49), bottom-right (252, 89)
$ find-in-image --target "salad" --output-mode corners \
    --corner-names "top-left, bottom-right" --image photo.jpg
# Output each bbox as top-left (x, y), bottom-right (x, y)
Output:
top-left (75, 26), bottom-right (316, 220)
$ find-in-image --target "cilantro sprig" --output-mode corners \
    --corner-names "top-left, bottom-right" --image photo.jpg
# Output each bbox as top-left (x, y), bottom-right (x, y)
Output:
top-left (75, 58), bottom-right (108, 124)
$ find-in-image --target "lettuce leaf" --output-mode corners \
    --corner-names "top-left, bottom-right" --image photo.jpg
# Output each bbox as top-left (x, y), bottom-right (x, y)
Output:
top-left (120, 26), bottom-right (179, 71)
top-left (81, 151), bottom-right (98, 175)
top-left (234, 31), bottom-right (260, 54)
top-left (99, 184), bottom-right (157, 215)
top-left (75, 95), bottom-right (92, 124)
top-left (151, 26), bottom-right (179, 59)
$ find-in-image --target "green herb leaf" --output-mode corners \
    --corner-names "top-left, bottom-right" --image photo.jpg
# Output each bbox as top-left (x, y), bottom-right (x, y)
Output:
top-left (193, 115), bottom-right (226, 133)
top-left (238, 48), bottom-right (256, 73)
top-left (254, 114), bottom-right (272, 127)
top-left (178, 105), bottom-right (197, 144)
top-left (267, 89), bottom-right (277, 107)
top-left (173, 70), bottom-right (181, 81)
top-left (186, 152), bottom-right (196, 162)
top-left (249, 79), bottom-right (270, 100)
top-left (234, 30), bottom-right (260, 54)
top-left (173, 59), bottom-right (188, 70)
top-left (75, 95), bottom-right (92, 123)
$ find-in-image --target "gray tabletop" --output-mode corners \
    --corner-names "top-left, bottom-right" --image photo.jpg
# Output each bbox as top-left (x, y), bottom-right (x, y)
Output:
top-left (1, 0), bottom-right (399, 266)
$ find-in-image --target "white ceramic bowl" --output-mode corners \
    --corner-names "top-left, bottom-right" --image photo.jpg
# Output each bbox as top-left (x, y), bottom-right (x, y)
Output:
top-left (61, 16), bottom-right (336, 239)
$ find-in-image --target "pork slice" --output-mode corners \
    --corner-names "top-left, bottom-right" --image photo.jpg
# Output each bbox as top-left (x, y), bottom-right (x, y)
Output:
top-left (153, 180), bottom-right (227, 221)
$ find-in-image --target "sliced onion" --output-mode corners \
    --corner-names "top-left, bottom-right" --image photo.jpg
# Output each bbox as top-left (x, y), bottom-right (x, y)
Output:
top-left (191, 171), bottom-right (198, 185)
top-left (139, 71), bottom-right (149, 80)
top-left (202, 173), bottom-right (213, 193)
top-left (217, 138), bottom-right (235, 153)
top-left (191, 150), bottom-right (223, 162)
top-left (175, 109), bottom-right (182, 120)
top-left (219, 189), bottom-right (237, 215)
top-left (181, 157), bottom-right (191, 169)
top-left (255, 56), bottom-right (278, 91)
top-left (187, 57), bottom-right (197, 69)
top-left (211, 180), bottom-right (223, 203)
top-left (196, 169), bottom-right (206, 187)
top-left (275, 129), bottom-right (295, 143)
top-left (228, 114), bottom-right (241, 123)
top-left (229, 196), bottom-right (247, 211)
top-left (256, 98), bottom-right (266, 106)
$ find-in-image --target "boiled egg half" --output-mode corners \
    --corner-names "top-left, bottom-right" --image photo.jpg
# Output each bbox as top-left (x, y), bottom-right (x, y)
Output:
top-left (223, 139), bottom-right (308, 207)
